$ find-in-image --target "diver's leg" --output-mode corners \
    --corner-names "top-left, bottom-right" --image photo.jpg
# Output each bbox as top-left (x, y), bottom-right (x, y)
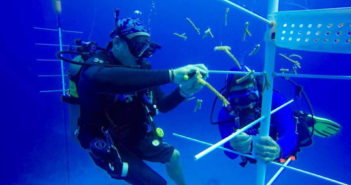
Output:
top-left (123, 157), bottom-right (167, 185)
top-left (89, 138), bottom-right (167, 185)
top-left (118, 143), bottom-right (167, 185)
top-left (165, 149), bottom-right (187, 185)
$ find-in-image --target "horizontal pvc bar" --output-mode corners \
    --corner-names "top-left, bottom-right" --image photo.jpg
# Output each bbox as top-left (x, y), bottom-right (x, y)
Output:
top-left (195, 99), bottom-right (294, 160)
top-left (173, 133), bottom-right (253, 159)
top-left (35, 43), bottom-right (74, 47)
top-left (38, 75), bottom-right (68, 77)
top-left (36, 59), bottom-right (61, 62)
top-left (195, 116), bottom-right (265, 160)
top-left (269, 163), bottom-right (348, 185)
top-left (174, 133), bottom-right (349, 185)
top-left (271, 99), bottom-right (294, 114)
top-left (40, 89), bottom-right (63, 93)
top-left (209, 70), bottom-right (265, 76)
top-left (266, 158), bottom-right (292, 185)
top-left (33, 27), bottom-right (83, 34)
top-left (220, 0), bottom-right (272, 25)
top-left (274, 73), bottom-right (351, 80)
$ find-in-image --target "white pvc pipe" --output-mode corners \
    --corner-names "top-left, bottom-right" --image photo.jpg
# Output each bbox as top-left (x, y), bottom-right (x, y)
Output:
top-left (220, 0), bottom-right (272, 25)
top-left (209, 70), bottom-right (265, 76)
top-left (36, 59), bottom-right (61, 62)
top-left (275, 73), bottom-right (351, 80)
top-left (269, 163), bottom-right (349, 185)
top-left (195, 116), bottom-right (265, 160)
top-left (35, 43), bottom-right (72, 47)
top-left (38, 75), bottom-right (68, 77)
top-left (194, 99), bottom-right (294, 160)
top-left (58, 26), bottom-right (66, 96)
top-left (40, 90), bottom-right (63, 93)
top-left (173, 133), bottom-right (254, 159)
top-left (257, 0), bottom-right (280, 184)
top-left (266, 158), bottom-right (292, 185)
top-left (33, 26), bottom-right (83, 34)
top-left (174, 133), bottom-right (349, 185)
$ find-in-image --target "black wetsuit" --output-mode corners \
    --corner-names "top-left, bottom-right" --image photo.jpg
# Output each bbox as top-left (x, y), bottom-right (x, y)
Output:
top-left (77, 51), bottom-right (184, 185)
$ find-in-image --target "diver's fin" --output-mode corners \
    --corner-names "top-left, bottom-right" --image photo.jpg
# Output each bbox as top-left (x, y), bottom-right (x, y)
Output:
top-left (308, 115), bottom-right (341, 138)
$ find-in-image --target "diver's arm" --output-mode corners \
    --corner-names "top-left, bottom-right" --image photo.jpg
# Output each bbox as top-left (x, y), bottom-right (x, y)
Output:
top-left (152, 87), bottom-right (185, 113)
top-left (272, 92), bottom-right (298, 159)
top-left (81, 65), bottom-right (171, 94)
top-left (217, 108), bottom-right (239, 159)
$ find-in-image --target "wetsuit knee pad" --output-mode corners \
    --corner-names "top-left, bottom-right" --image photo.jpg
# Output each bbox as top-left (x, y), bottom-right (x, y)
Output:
top-left (89, 138), bottom-right (129, 179)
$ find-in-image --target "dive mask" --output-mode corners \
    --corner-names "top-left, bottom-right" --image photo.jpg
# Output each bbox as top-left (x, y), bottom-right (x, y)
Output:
top-left (127, 36), bottom-right (161, 58)
top-left (228, 88), bottom-right (259, 110)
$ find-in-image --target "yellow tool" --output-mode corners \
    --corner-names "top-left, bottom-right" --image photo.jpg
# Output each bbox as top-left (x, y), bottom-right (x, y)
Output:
top-left (196, 72), bottom-right (230, 107)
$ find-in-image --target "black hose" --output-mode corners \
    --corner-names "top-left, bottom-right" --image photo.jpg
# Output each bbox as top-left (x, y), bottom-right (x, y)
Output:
top-left (56, 50), bottom-right (142, 69)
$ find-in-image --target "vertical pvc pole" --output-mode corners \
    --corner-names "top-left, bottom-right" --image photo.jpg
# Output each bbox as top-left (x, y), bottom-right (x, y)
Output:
top-left (58, 16), bottom-right (66, 96)
top-left (256, 0), bottom-right (279, 185)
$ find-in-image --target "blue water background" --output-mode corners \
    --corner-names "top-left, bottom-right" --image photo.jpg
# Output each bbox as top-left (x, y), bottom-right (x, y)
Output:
top-left (1, 0), bottom-right (351, 184)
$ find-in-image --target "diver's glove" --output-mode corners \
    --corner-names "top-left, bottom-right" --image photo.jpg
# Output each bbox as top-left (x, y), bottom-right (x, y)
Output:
top-left (171, 64), bottom-right (209, 84)
top-left (253, 136), bottom-right (281, 163)
top-left (230, 132), bottom-right (253, 154)
top-left (179, 75), bottom-right (205, 97)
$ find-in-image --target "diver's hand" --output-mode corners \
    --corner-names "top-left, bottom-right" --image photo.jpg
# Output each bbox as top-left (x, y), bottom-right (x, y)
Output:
top-left (230, 132), bottom-right (252, 154)
top-left (253, 136), bottom-right (281, 163)
top-left (179, 76), bottom-right (205, 97)
top-left (172, 64), bottom-right (208, 84)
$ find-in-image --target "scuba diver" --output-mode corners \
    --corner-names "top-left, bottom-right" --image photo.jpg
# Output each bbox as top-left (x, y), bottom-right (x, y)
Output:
top-left (213, 65), bottom-right (341, 165)
top-left (60, 10), bottom-right (209, 185)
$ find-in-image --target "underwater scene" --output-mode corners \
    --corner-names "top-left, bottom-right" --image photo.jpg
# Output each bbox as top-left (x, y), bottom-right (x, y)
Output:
top-left (2, 0), bottom-right (351, 184)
